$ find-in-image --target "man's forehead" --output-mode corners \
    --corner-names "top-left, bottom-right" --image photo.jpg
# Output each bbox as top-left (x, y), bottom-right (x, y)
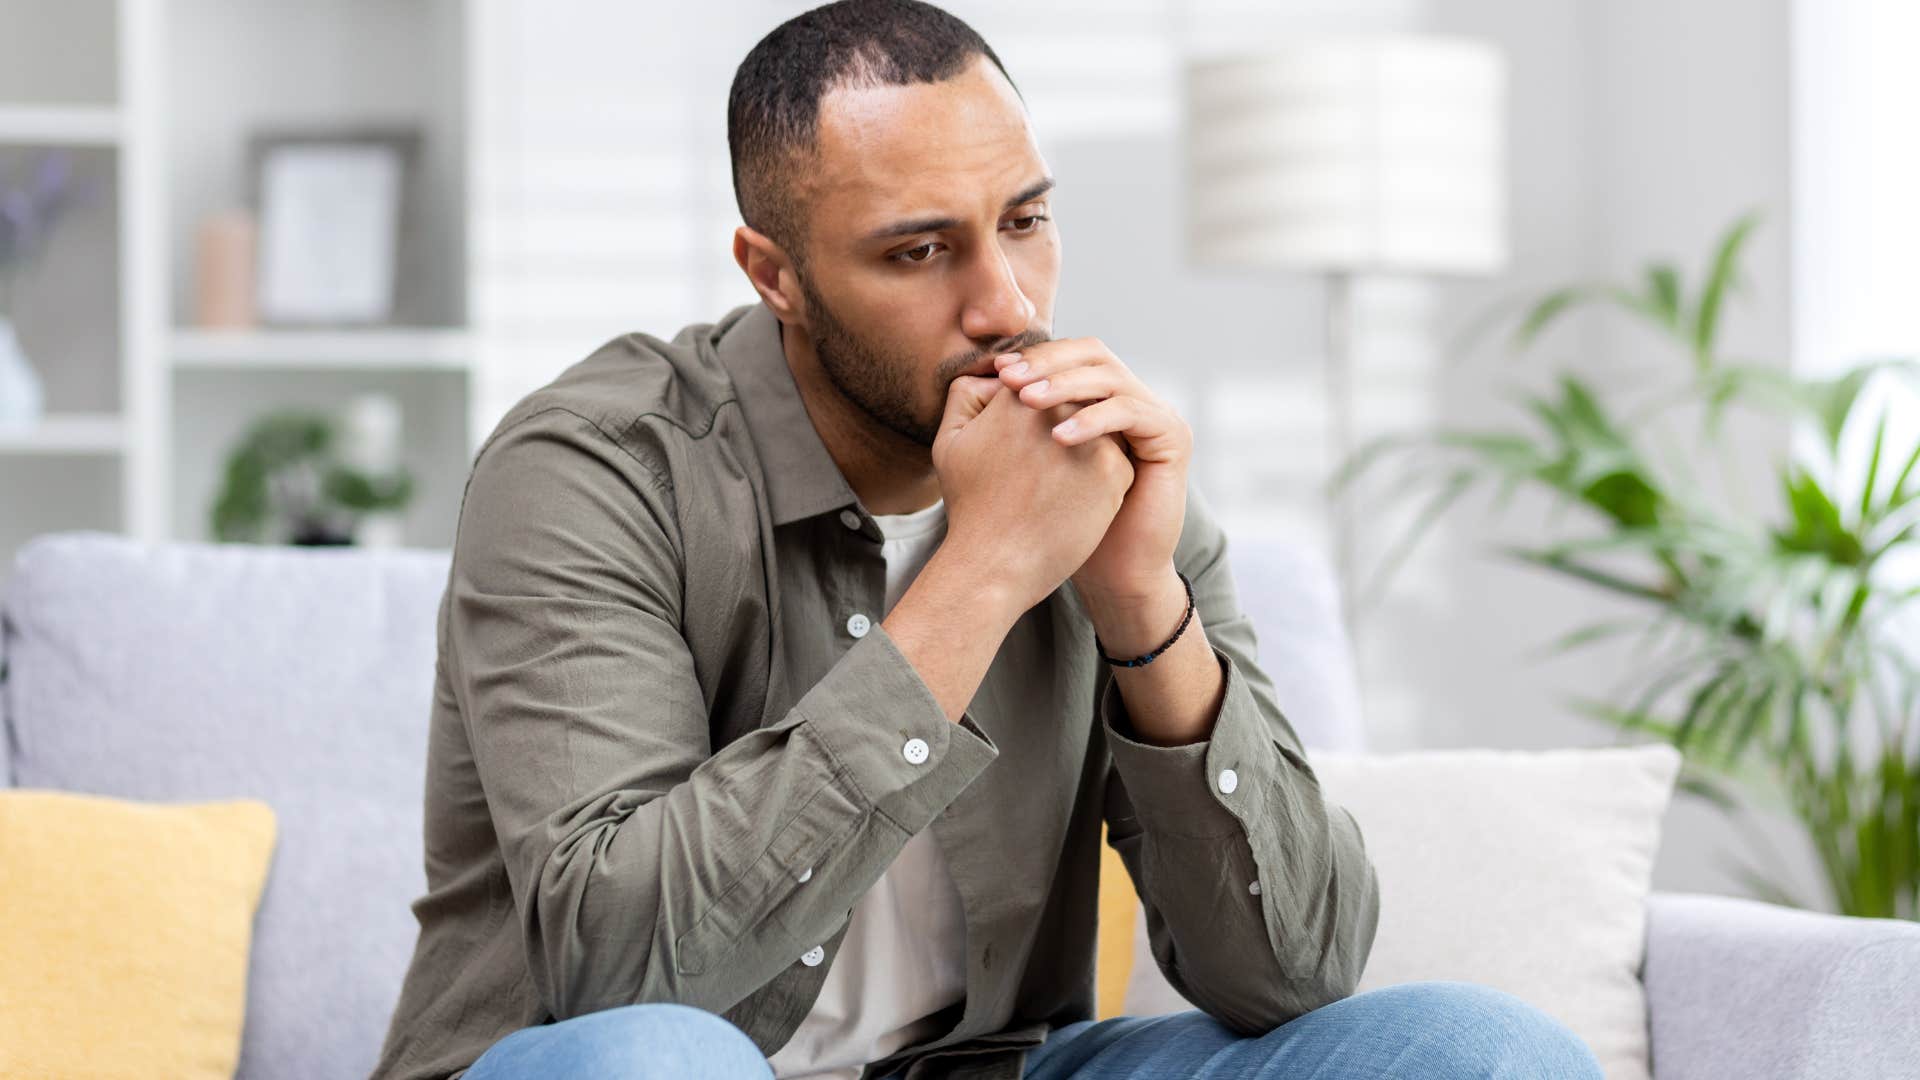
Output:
top-left (807, 57), bottom-right (1042, 222)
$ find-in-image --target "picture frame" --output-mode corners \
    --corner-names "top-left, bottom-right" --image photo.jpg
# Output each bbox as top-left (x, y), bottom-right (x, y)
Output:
top-left (248, 128), bottom-right (420, 327)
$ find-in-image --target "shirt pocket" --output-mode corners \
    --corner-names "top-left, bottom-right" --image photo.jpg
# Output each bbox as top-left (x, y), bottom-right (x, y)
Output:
top-left (674, 769), bottom-right (865, 975)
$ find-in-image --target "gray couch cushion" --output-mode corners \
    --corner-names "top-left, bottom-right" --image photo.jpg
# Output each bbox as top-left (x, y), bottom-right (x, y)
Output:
top-left (1645, 891), bottom-right (1920, 1079)
top-left (1, 532), bottom-right (450, 1080)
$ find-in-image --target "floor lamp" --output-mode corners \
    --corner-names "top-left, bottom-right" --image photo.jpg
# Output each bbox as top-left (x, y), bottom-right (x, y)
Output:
top-left (1185, 37), bottom-right (1508, 628)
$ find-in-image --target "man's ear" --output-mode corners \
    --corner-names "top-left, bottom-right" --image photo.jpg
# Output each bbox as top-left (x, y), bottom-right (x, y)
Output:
top-left (733, 225), bottom-right (808, 329)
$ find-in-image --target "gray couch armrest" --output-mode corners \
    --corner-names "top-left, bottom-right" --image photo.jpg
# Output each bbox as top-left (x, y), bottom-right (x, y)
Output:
top-left (1644, 890), bottom-right (1920, 1079)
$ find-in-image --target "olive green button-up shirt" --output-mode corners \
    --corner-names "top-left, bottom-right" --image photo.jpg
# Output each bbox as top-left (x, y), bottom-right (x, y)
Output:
top-left (371, 302), bottom-right (1380, 1080)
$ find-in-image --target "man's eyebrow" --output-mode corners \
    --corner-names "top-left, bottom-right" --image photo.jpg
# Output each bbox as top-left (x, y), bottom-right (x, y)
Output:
top-left (862, 177), bottom-right (1057, 241)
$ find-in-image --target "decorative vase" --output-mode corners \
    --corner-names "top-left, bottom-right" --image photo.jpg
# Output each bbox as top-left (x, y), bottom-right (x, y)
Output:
top-left (0, 314), bottom-right (46, 428)
top-left (339, 393), bottom-right (407, 548)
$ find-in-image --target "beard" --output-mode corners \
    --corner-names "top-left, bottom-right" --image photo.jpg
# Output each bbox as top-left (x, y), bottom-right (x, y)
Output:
top-left (801, 274), bottom-right (1048, 448)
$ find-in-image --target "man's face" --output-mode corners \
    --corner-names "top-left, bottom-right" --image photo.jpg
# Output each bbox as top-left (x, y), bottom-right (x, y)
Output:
top-left (791, 55), bottom-right (1059, 447)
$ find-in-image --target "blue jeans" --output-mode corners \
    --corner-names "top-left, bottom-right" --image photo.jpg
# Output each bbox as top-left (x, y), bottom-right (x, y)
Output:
top-left (1009, 982), bottom-right (1604, 1080)
top-left (465, 1003), bottom-right (772, 1078)
top-left (465, 981), bottom-right (1604, 1079)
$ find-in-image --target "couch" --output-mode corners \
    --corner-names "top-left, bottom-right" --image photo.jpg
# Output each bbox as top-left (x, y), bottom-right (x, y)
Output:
top-left (3, 530), bottom-right (1917, 1079)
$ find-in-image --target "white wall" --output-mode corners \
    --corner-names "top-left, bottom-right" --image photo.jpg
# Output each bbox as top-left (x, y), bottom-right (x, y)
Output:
top-left (1791, 0), bottom-right (1920, 374)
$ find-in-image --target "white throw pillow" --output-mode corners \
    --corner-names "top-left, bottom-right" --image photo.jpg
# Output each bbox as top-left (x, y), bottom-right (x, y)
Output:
top-left (1123, 743), bottom-right (1680, 1080)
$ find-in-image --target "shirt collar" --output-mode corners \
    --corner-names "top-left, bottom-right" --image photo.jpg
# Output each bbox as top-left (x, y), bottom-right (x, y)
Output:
top-left (713, 301), bottom-right (861, 527)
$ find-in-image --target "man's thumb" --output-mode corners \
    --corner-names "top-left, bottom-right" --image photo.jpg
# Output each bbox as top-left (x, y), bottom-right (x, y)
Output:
top-left (939, 375), bottom-right (1003, 438)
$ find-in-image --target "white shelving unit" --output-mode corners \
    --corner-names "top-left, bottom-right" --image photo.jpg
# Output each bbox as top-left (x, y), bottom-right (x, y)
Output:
top-left (0, 414), bottom-right (126, 456)
top-left (0, 105), bottom-right (124, 145)
top-left (1, 0), bottom-right (478, 580)
top-left (170, 329), bottom-right (474, 372)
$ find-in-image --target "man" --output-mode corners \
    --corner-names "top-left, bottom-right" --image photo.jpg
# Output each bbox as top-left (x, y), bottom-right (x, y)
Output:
top-left (372, 2), bottom-right (1604, 1078)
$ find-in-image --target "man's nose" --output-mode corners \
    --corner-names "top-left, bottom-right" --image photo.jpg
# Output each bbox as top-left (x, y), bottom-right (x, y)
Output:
top-left (959, 243), bottom-right (1036, 343)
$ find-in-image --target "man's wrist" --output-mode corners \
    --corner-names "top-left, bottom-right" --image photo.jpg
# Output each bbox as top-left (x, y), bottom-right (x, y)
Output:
top-left (1079, 564), bottom-right (1187, 658)
top-left (921, 542), bottom-right (1028, 629)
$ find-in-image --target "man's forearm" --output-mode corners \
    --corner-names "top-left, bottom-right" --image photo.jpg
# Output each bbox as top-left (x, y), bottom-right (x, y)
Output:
top-left (1080, 563), bottom-right (1226, 746)
top-left (884, 543), bottom-right (1026, 723)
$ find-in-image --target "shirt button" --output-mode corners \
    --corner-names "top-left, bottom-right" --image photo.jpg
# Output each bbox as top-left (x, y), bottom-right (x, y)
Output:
top-left (1218, 768), bottom-right (1239, 795)
top-left (797, 866), bottom-right (813, 884)
top-left (800, 945), bottom-right (825, 967)
top-left (838, 509), bottom-right (862, 531)
top-left (902, 737), bottom-right (930, 765)
top-left (1248, 879), bottom-right (1262, 896)
top-left (846, 612), bottom-right (871, 638)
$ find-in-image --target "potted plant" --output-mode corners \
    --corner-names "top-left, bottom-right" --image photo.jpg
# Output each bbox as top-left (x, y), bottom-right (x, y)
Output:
top-left (1340, 213), bottom-right (1919, 920)
top-left (211, 403), bottom-right (414, 546)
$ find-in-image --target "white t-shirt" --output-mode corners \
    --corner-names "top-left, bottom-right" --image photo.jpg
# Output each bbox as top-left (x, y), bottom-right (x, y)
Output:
top-left (767, 498), bottom-right (970, 1080)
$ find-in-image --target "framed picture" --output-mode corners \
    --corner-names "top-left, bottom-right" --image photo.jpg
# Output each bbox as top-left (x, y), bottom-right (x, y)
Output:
top-left (249, 129), bottom-right (420, 326)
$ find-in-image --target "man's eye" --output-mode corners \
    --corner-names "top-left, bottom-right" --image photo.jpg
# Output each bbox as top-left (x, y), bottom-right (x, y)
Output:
top-left (891, 242), bottom-right (942, 264)
top-left (1005, 214), bottom-right (1050, 232)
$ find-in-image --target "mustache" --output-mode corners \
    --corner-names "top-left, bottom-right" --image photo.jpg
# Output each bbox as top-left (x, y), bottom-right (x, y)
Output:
top-left (936, 328), bottom-right (1054, 383)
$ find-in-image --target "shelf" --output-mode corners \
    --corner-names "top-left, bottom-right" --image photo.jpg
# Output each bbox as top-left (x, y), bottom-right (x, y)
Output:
top-left (0, 412), bottom-right (125, 455)
top-left (171, 328), bottom-right (473, 372)
top-left (0, 105), bottom-right (123, 145)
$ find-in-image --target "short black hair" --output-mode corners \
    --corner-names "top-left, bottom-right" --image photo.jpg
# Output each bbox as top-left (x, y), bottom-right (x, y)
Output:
top-left (727, 0), bottom-right (1020, 262)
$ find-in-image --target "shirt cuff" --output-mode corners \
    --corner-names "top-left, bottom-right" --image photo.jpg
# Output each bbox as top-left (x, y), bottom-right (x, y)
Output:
top-left (792, 624), bottom-right (999, 836)
top-left (1101, 644), bottom-right (1275, 839)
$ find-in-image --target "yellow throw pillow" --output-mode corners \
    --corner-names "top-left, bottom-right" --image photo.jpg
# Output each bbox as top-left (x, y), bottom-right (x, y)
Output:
top-left (0, 789), bottom-right (277, 1080)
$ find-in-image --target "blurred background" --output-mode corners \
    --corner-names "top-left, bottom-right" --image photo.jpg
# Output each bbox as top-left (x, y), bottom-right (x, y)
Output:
top-left (1, 0), bottom-right (1915, 917)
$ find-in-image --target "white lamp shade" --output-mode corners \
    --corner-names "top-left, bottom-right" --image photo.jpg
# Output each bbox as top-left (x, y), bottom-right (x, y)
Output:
top-left (1186, 37), bottom-right (1508, 275)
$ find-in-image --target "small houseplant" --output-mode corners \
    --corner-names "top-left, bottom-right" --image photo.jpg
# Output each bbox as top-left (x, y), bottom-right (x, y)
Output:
top-left (212, 408), bottom-right (414, 546)
top-left (1340, 213), bottom-right (1920, 920)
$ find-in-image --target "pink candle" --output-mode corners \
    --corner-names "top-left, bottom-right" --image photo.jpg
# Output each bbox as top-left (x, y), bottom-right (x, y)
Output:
top-left (194, 210), bottom-right (257, 328)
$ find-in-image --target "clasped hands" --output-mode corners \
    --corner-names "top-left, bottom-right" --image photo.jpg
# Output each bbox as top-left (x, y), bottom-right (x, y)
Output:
top-left (931, 337), bottom-right (1193, 645)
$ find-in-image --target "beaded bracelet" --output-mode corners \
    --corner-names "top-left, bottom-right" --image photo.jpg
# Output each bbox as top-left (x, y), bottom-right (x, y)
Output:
top-left (1094, 571), bottom-right (1195, 668)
